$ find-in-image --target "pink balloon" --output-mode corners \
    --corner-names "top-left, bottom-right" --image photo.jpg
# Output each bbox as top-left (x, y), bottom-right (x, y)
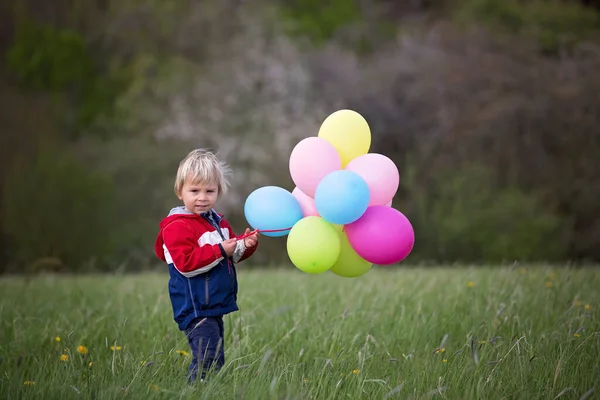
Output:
top-left (292, 187), bottom-right (319, 217)
top-left (345, 206), bottom-right (414, 265)
top-left (289, 137), bottom-right (341, 197)
top-left (345, 153), bottom-right (399, 206)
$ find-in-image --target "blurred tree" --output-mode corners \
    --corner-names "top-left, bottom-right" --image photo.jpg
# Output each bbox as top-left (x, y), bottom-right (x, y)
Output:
top-left (0, 3), bottom-right (124, 270)
top-left (403, 161), bottom-right (566, 263)
top-left (1, 144), bottom-right (116, 272)
top-left (581, 0), bottom-right (600, 9)
top-left (279, 0), bottom-right (399, 54)
top-left (279, 0), bottom-right (363, 45)
top-left (453, 0), bottom-right (600, 55)
top-left (6, 20), bottom-right (93, 91)
top-left (2, 0), bottom-right (600, 271)
top-left (0, 74), bottom-right (64, 271)
top-left (5, 4), bottom-right (128, 138)
top-left (313, 16), bottom-right (600, 263)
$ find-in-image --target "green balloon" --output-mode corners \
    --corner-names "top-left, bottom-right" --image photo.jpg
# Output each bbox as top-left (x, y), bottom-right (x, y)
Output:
top-left (331, 223), bottom-right (344, 233)
top-left (329, 231), bottom-right (373, 278)
top-left (287, 216), bottom-right (340, 274)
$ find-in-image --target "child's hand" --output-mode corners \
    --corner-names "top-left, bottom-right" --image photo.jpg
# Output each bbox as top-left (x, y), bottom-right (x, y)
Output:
top-left (221, 238), bottom-right (237, 257)
top-left (243, 228), bottom-right (259, 248)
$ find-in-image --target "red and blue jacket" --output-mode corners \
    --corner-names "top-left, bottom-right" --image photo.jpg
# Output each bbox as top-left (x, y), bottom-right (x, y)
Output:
top-left (154, 206), bottom-right (257, 330)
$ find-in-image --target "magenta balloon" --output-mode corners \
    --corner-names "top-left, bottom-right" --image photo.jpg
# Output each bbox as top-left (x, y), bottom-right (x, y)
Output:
top-left (345, 206), bottom-right (414, 265)
top-left (292, 187), bottom-right (319, 217)
top-left (345, 153), bottom-right (399, 206)
top-left (289, 137), bottom-right (342, 198)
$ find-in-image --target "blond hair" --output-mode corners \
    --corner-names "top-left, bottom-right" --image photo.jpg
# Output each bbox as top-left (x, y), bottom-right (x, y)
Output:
top-left (174, 149), bottom-right (231, 197)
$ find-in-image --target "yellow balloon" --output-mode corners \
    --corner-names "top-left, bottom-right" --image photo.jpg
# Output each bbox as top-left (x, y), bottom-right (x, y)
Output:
top-left (286, 216), bottom-right (341, 274)
top-left (329, 231), bottom-right (373, 278)
top-left (318, 109), bottom-right (371, 167)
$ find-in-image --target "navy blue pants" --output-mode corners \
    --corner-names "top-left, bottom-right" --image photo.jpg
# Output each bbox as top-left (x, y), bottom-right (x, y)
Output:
top-left (184, 316), bottom-right (225, 382)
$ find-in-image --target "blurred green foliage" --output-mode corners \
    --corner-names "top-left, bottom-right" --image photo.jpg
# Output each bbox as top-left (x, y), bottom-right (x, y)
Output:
top-left (405, 162), bottom-right (566, 263)
top-left (0, 0), bottom-right (599, 271)
top-left (279, 0), bottom-right (363, 44)
top-left (278, 0), bottom-right (399, 54)
top-left (1, 146), bottom-right (116, 271)
top-left (454, 0), bottom-right (600, 53)
top-left (5, 18), bottom-right (125, 135)
top-left (6, 20), bottom-right (93, 91)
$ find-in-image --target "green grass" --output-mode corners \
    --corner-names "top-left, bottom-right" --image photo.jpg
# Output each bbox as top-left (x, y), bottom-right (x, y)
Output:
top-left (0, 266), bottom-right (598, 399)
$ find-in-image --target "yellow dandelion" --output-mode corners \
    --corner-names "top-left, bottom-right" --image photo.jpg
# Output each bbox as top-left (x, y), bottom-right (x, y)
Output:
top-left (149, 384), bottom-right (159, 392)
top-left (55, 336), bottom-right (61, 342)
top-left (60, 354), bottom-right (69, 361)
top-left (545, 281), bottom-right (553, 288)
top-left (77, 345), bottom-right (88, 355)
top-left (467, 281), bottom-right (475, 288)
top-left (23, 381), bottom-right (35, 386)
top-left (442, 359), bottom-right (447, 363)
top-left (175, 350), bottom-right (189, 357)
top-left (110, 345), bottom-right (122, 351)
top-left (88, 362), bottom-right (93, 367)
top-left (573, 333), bottom-right (581, 338)
top-left (435, 347), bottom-right (446, 354)
top-left (352, 369), bottom-right (360, 374)
top-left (584, 304), bottom-right (591, 310)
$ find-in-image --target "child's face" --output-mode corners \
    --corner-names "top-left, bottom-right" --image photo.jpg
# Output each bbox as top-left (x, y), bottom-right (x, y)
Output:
top-left (178, 180), bottom-right (219, 215)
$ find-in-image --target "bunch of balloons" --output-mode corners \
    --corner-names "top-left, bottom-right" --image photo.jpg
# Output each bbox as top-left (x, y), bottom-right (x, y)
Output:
top-left (243, 109), bottom-right (415, 277)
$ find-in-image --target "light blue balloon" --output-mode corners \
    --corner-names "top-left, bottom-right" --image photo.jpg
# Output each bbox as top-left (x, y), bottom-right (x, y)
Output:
top-left (244, 186), bottom-right (303, 237)
top-left (315, 170), bottom-right (370, 225)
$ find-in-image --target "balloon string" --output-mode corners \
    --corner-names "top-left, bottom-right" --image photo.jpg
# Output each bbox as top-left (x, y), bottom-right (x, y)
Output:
top-left (236, 228), bottom-right (291, 240)
top-left (236, 225), bottom-right (347, 240)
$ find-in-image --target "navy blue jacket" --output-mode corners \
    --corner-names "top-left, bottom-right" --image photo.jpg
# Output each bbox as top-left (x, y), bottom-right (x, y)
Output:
top-left (155, 207), bottom-right (257, 330)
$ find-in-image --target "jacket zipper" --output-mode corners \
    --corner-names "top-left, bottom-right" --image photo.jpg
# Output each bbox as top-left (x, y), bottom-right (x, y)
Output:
top-left (203, 213), bottom-right (232, 275)
top-left (205, 274), bottom-right (209, 304)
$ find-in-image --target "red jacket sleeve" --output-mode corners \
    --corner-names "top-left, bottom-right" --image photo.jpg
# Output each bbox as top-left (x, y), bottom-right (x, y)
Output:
top-left (162, 220), bottom-right (225, 276)
top-left (222, 220), bottom-right (258, 263)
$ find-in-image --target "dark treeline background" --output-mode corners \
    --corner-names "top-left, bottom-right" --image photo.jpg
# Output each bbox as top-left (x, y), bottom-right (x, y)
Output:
top-left (1, 0), bottom-right (600, 273)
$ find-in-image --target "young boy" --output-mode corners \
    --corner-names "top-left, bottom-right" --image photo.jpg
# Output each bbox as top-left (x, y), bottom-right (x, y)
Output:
top-left (154, 149), bottom-right (259, 383)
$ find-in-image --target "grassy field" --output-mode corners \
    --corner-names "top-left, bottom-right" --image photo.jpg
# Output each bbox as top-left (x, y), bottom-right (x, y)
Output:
top-left (0, 265), bottom-right (598, 399)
